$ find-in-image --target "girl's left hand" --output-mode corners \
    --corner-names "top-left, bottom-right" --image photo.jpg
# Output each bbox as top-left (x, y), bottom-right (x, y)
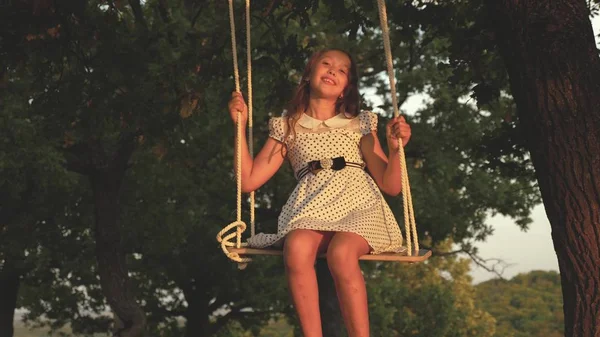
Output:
top-left (386, 116), bottom-right (411, 151)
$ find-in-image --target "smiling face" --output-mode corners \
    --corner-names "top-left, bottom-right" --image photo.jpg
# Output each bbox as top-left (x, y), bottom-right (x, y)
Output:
top-left (287, 49), bottom-right (361, 125)
top-left (308, 50), bottom-right (351, 100)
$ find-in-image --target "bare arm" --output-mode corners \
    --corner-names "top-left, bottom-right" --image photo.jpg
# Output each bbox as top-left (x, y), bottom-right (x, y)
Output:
top-left (234, 129), bottom-right (286, 192)
top-left (360, 115), bottom-right (411, 196)
top-left (229, 91), bottom-right (286, 192)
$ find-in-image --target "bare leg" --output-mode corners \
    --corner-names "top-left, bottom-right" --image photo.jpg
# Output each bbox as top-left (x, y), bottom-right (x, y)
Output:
top-left (283, 229), bottom-right (333, 337)
top-left (326, 232), bottom-right (371, 337)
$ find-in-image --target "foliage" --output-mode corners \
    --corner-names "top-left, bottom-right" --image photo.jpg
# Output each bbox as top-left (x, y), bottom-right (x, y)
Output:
top-left (365, 241), bottom-right (496, 337)
top-left (0, 63), bottom-right (94, 334)
top-left (476, 271), bottom-right (564, 337)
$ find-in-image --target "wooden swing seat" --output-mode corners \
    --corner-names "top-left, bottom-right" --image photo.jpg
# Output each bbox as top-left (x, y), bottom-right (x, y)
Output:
top-left (228, 247), bottom-right (432, 263)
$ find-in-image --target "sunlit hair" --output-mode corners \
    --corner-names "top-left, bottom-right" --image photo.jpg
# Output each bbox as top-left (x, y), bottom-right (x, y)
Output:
top-left (284, 49), bottom-right (360, 144)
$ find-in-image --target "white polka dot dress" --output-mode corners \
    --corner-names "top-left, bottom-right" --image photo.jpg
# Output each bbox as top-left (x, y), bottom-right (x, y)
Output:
top-left (247, 111), bottom-right (405, 254)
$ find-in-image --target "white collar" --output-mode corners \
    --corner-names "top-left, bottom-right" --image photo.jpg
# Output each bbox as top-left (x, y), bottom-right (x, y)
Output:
top-left (297, 112), bottom-right (354, 130)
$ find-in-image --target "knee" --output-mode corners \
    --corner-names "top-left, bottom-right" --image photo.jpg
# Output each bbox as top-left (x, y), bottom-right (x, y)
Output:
top-left (283, 231), bottom-right (318, 273)
top-left (327, 244), bottom-right (360, 280)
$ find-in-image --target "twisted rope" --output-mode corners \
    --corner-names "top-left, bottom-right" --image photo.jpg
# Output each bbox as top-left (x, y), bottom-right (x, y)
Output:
top-left (376, 0), bottom-right (419, 256)
top-left (216, 0), bottom-right (254, 266)
top-left (246, 0), bottom-right (255, 237)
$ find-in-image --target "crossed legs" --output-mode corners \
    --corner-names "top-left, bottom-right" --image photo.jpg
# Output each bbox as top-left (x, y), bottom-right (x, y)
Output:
top-left (283, 229), bottom-right (371, 337)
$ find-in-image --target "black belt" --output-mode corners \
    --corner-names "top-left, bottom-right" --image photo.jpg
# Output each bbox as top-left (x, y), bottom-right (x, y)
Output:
top-left (296, 156), bottom-right (365, 180)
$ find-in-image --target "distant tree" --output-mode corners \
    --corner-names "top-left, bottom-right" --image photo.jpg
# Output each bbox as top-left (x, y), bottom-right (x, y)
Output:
top-left (476, 271), bottom-right (563, 337)
top-left (0, 85), bottom-right (82, 337)
top-left (365, 241), bottom-right (496, 337)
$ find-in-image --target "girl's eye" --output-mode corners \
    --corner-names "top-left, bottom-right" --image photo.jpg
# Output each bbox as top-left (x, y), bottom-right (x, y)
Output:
top-left (340, 69), bottom-right (346, 74)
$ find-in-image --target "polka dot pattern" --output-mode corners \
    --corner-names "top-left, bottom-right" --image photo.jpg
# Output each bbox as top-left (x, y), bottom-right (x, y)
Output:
top-left (248, 111), bottom-right (405, 254)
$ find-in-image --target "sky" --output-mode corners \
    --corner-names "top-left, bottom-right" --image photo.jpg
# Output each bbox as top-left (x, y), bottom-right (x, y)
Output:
top-left (399, 16), bottom-right (600, 284)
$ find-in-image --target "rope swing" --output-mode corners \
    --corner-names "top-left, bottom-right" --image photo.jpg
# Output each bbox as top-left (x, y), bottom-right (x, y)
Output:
top-left (216, 0), bottom-right (431, 265)
top-left (216, 0), bottom-right (254, 266)
top-left (376, 0), bottom-right (420, 256)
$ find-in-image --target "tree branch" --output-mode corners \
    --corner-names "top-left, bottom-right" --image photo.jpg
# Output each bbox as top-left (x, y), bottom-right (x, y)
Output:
top-left (466, 252), bottom-right (512, 279)
top-left (0, 179), bottom-right (35, 225)
top-left (157, 0), bottom-right (170, 23)
top-left (128, 0), bottom-right (147, 30)
top-left (262, 0), bottom-right (282, 17)
top-left (428, 244), bottom-right (512, 279)
top-left (62, 143), bottom-right (94, 175)
top-left (147, 306), bottom-right (185, 319)
top-left (208, 296), bottom-right (228, 314)
top-left (107, 0), bottom-right (117, 12)
top-left (112, 131), bottom-right (141, 174)
top-left (190, 7), bottom-right (204, 28)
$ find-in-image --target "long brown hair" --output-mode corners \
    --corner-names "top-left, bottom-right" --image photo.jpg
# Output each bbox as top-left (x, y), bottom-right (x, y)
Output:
top-left (284, 49), bottom-right (361, 144)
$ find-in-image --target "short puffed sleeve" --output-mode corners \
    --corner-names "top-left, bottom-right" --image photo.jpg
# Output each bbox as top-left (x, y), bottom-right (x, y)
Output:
top-left (358, 111), bottom-right (378, 136)
top-left (268, 117), bottom-right (285, 143)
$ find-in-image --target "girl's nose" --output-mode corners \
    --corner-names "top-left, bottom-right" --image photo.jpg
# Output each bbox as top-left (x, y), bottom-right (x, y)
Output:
top-left (327, 69), bottom-right (335, 76)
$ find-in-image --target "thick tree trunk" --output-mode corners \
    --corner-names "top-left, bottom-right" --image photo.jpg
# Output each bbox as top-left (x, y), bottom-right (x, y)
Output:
top-left (183, 287), bottom-right (210, 337)
top-left (316, 260), bottom-right (346, 337)
top-left (490, 1), bottom-right (600, 336)
top-left (0, 260), bottom-right (20, 337)
top-left (90, 168), bottom-right (146, 337)
top-left (0, 184), bottom-right (34, 337)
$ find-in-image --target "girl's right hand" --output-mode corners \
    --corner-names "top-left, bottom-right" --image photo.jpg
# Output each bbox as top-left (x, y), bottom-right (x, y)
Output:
top-left (228, 91), bottom-right (248, 125)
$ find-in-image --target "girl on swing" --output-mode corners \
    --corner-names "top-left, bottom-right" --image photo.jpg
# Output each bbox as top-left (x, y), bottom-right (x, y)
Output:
top-left (228, 49), bottom-right (411, 337)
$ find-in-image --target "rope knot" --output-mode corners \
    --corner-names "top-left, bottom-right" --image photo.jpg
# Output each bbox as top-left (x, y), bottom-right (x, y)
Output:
top-left (217, 220), bottom-right (252, 264)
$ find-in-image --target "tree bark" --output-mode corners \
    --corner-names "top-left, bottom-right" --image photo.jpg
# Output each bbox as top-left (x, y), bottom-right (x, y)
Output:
top-left (0, 260), bottom-right (20, 337)
top-left (490, 1), bottom-right (600, 336)
top-left (90, 167), bottom-right (145, 337)
top-left (183, 285), bottom-right (210, 337)
top-left (316, 260), bottom-right (346, 337)
top-left (0, 184), bottom-right (34, 337)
